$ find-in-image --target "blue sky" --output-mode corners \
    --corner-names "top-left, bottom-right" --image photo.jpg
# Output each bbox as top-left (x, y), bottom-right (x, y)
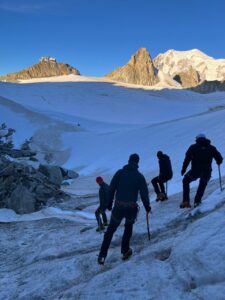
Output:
top-left (1, 0), bottom-right (225, 76)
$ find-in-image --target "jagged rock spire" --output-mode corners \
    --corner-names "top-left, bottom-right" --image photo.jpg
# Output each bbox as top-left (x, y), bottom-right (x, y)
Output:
top-left (106, 48), bottom-right (158, 86)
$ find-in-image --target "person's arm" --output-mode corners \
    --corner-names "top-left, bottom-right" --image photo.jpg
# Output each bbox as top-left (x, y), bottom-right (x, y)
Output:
top-left (139, 174), bottom-right (151, 212)
top-left (212, 146), bottom-right (223, 165)
top-left (108, 170), bottom-right (120, 210)
top-left (181, 146), bottom-right (193, 175)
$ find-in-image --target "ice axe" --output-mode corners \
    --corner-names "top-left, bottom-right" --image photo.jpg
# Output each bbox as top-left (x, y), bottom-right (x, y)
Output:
top-left (218, 165), bottom-right (223, 191)
top-left (146, 212), bottom-right (151, 240)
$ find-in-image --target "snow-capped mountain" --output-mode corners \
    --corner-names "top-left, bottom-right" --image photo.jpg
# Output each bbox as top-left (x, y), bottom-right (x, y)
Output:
top-left (106, 48), bottom-right (181, 88)
top-left (154, 49), bottom-right (225, 86)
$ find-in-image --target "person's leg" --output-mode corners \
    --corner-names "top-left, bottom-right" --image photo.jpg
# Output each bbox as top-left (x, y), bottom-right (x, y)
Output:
top-left (121, 207), bottom-right (138, 255)
top-left (183, 172), bottom-right (195, 203)
top-left (99, 206), bottom-right (123, 259)
top-left (151, 177), bottom-right (160, 195)
top-left (95, 207), bottom-right (103, 229)
top-left (158, 178), bottom-right (166, 195)
top-left (101, 211), bottom-right (108, 225)
top-left (182, 171), bottom-right (197, 205)
top-left (194, 172), bottom-right (211, 204)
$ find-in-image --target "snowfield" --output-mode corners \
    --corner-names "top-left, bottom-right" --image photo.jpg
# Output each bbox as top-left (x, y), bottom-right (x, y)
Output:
top-left (0, 75), bottom-right (225, 299)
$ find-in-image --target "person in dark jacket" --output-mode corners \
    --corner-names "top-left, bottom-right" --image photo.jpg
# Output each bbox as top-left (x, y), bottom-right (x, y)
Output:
top-left (151, 151), bottom-right (173, 201)
top-left (97, 153), bottom-right (151, 265)
top-left (95, 176), bottom-right (109, 231)
top-left (180, 134), bottom-right (223, 208)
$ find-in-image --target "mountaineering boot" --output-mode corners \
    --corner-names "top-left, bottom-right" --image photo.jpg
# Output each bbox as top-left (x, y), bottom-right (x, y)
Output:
top-left (156, 194), bottom-right (162, 202)
top-left (96, 224), bottom-right (104, 232)
top-left (180, 201), bottom-right (191, 209)
top-left (159, 193), bottom-right (168, 201)
top-left (97, 256), bottom-right (105, 265)
top-left (122, 248), bottom-right (133, 261)
top-left (156, 193), bottom-right (166, 201)
top-left (194, 201), bottom-right (201, 208)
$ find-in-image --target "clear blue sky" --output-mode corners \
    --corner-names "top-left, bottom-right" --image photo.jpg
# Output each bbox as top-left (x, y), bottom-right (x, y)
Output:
top-left (1, 0), bottom-right (225, 76)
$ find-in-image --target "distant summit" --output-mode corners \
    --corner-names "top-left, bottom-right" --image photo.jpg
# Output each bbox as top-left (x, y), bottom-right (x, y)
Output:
top-left (106, 48), bottom-right (159, 86)
top-left (154, 49), bottom-right (225, 87)
top-left (0, 57), bottom-right (80, 82)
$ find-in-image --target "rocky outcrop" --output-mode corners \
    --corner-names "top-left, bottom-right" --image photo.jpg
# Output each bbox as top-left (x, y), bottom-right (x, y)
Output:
top-left (0, 157), bottom-right (71, 214)
top-left (106, 48), bottom-right (159, 86)
top-left (190, 80), bottom-right (225, 93)
top-left (38, 165), bottom-right (78, 187)
top-left (0, 123), bottom-right (78, 214)
top-left (0, 57), bottom-right (80, 82)
top-left (173, 66), bottom-right (200, 88)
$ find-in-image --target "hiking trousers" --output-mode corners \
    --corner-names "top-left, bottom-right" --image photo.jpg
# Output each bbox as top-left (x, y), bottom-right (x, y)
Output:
top-left (183, 170), bottom-right (211, 204)
top-left (99, 204), bottom-right (138, 258)
top-left (151, 176), bottom-right (166, 195)
top-left (95, 207), bottom-right (108, 227)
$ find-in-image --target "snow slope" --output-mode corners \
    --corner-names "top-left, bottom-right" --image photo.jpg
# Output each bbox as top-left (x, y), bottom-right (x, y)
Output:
top-left (0, 178), bottom-right (225, 300)
top-left (0, 75), bottom-right (225, 190)
top-left (1, 75), bottom-right (225, 299)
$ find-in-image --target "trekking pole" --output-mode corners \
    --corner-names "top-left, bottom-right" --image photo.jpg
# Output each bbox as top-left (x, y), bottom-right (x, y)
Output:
top-left (165, 181), bottom-right (168, 196)
top-left (218, 165), bottom-right (223, 191)
top-left (146, 212), bottom-right (151, 240)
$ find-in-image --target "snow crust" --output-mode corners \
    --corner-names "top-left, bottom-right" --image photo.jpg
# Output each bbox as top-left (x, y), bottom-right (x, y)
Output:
top-left (1, 76), bottom-right (225, 299)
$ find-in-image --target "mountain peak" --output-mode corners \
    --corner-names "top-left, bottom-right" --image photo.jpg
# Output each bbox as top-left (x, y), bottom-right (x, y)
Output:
top-left (106, 47), bottom-right (158, 86)
top-left (154, 48), bottom-right (225, 85)
top-left (0, 58), bottom-right (80, 82)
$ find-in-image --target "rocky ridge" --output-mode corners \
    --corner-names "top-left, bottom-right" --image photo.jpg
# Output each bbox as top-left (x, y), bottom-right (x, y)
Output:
top-left (106, 48), bottom-right (159, 86)
top-left (0, 57), bottom-right (80, 82)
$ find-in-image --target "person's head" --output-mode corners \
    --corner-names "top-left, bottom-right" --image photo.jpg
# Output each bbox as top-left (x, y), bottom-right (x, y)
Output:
top-left (157, 151), bottom-right (163, 159)
top-left (195, 133), bottom-right (206, 141)
top-left (96, 176), bottom-right (104, 185)
top-left (128, 153), bottom-right (140, 164)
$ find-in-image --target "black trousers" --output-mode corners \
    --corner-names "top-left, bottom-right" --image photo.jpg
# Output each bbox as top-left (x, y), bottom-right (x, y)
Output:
top-left (99, 204), bottom-right (138, 258)
top-left (95, 207), bottom-right (107, 227)
top-left (151, 176), bottom-right (166, 195)
top-left (183, 170), bottom-right (211, 203)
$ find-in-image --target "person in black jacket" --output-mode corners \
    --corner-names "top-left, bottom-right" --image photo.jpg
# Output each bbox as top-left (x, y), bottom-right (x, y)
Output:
top-left (180, 134), bottom-right (223, 208)
top-left (151, 151), bottom-right (173, 201)
top-left (95, 176), bottom-right (109, 231)
top-left (97, 153), bottom-right (151, 265)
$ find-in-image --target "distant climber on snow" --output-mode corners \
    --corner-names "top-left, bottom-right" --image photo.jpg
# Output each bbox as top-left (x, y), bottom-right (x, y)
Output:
top-left (180, 134), bottom-right (223, 208)
top-left (95, 176), bottom-right (109, 232)
top-left (151, 151), bottom-right (173, 201)
top-left (97, 153), bottom-right (151, 265)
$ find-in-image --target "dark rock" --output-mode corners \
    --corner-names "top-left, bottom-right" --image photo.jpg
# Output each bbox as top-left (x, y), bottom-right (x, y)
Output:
top-left (6, 184), bottom-right (36, 214)
top-left (38, 165), bottom-right (63, 186)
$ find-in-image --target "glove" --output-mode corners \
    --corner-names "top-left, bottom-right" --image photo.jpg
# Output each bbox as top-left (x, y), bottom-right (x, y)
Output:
top-left (145, 205), bottom-right (151, 213)
top-left (181, 169), bottom-right (186, 176)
